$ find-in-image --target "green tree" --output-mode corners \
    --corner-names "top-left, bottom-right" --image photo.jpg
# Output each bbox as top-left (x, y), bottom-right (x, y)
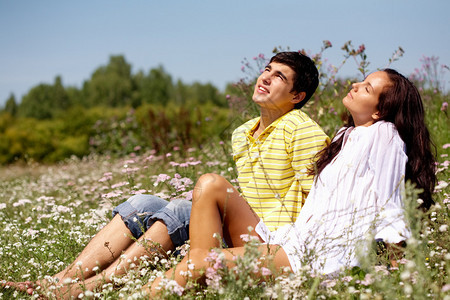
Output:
top-left (84, 55), bottom-right (134, 107)
top-left (17, 75), bottom-right (69, 119)
top-left (191, 82), bottom-right (226, 106)
top-left (3, 93), bottom-right (18, 116)
top-left (173, 79), bottom-right (189, 105)
top-left (138, 65), bottom-right (174, 105)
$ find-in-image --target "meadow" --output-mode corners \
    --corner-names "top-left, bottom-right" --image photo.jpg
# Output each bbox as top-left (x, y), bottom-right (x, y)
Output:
top-left (0, 44), bottom-right (449, 299)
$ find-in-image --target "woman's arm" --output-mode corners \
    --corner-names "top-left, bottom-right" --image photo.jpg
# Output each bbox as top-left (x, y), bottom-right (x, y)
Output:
top-left (371, 123), bottom-right (410, 259)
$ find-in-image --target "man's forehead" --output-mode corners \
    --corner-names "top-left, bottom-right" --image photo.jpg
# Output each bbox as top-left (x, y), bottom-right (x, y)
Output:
top-left (267, 62), bottom-right (295, 78)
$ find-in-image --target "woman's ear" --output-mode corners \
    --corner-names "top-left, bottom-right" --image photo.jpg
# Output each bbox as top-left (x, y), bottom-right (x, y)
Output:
top-left (372, 111), bottom-right (380, 120)
top-left (292, 92), bottom-right (306, 104)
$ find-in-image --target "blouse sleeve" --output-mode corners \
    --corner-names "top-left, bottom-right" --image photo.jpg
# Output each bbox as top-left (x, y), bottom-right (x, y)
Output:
top-left (369, 122), bottom-right (410, 243)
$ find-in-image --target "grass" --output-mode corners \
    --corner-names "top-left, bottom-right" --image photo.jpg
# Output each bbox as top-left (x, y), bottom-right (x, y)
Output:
top-left (0, 89), bottom-right (449, 299)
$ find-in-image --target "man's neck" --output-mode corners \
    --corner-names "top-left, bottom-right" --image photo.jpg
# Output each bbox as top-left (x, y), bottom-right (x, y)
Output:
top-left (254, 107), bottom-right (292, 138)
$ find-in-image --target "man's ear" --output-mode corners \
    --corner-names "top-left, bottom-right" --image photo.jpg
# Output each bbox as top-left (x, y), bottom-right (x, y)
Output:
top-left (292, 92), bottom-right (306, 104)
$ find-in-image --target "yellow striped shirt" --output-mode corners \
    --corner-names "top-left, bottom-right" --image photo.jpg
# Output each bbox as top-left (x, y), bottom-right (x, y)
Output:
top-left (232, 109), bottom-right (329, 231)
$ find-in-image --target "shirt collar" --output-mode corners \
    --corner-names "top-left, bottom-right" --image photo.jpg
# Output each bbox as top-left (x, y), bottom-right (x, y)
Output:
top-left (245, 114), bottom-right (285, 141)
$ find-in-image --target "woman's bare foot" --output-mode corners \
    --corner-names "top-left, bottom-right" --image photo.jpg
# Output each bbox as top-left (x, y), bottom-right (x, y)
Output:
top-left (1, 280), bottom-right (35, 295)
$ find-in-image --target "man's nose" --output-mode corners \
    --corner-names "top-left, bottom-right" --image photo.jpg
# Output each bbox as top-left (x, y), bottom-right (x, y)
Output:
top-left (261, 73), bottom-right (270, 84)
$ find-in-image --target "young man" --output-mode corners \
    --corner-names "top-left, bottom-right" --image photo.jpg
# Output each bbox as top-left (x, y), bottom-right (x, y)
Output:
top-left (5, 52), bottom-right (329, 297)
top-left (232, 51), bottom-right (329, 231)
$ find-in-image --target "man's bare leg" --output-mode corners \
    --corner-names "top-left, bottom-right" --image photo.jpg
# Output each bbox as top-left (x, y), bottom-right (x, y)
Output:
top-left (57, 220), bottom-right (175, 298)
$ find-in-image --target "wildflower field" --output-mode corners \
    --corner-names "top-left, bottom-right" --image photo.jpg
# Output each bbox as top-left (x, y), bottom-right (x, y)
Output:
top-left (0, 43), bottom-right (449, 299)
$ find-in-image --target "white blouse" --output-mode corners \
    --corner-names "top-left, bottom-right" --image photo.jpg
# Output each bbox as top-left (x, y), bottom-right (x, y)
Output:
top-left (256, 121), bottom-right (410, 274)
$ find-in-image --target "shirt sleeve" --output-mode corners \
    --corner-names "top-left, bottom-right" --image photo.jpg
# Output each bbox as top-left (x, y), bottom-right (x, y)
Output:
top-left (231, 127), bottom-right (240, 162)
top-left (231, 120), bottom-right (253, 163)
top-left (288, 121), bottom-right (330, 196)
top-left (370, 122), bottom-right (410, 243)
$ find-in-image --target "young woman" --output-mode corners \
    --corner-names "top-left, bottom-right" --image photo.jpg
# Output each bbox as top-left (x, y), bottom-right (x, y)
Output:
top-left (147, 68), bottom-right (436, 296)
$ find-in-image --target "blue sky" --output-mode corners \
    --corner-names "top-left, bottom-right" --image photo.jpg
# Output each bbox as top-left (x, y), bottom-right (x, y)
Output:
top-left (1, 0), bottom-right (449, 106)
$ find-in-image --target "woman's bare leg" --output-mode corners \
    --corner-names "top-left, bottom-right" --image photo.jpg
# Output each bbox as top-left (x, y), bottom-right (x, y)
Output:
top-left (147, 173), bottom-right (292, 296)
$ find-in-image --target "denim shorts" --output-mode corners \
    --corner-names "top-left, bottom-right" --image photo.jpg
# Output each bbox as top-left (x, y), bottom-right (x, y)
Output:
top-left (112, 194), bottom-right (192, 247)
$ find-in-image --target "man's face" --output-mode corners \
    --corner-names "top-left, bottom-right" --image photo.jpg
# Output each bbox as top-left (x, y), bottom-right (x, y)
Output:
top-left (252, 62), bottom-right (298, 112)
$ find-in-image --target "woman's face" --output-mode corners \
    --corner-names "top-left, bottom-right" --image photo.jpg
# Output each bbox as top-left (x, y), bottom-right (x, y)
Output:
top-left (343, 71), bottom-right (391, 127)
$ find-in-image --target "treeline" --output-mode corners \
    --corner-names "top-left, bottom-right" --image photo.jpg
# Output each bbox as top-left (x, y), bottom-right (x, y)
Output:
top-left (2, 55), bottom-right (228, 119)
top-left (0, 55), bottom-right (244, 165)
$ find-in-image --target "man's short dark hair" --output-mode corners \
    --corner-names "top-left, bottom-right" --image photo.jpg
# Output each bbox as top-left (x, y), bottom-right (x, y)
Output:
top-left (269, 51), bottom-right (319, 109)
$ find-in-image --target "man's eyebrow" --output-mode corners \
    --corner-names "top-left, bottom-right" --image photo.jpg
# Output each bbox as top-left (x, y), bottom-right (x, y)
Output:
top-left (275, 70), bottom-right (288, 81)
top-left (264, 64), bottom-right (287, 81)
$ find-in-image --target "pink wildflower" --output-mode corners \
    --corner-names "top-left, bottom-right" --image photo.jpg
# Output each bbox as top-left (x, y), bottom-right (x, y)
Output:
top-left (111, 181), bottom-right (129, 189)
top-left (374, 265), bottom-right (390, 275)
top-left (180, 190), bottom-right (193, 201)
top-left (122, 167), bottom-right (139, 174)
top-left (102, 191), bottom-right (123, 199)
top-left (323, 40), bottom-right (332, 49)
top-left (98, 172), bottom-right (113, 182)
top-left (205, 250), bottom-right (224, 269)
top-left (261, 267), bottom-right (272, 276)
top-left (321, 279), bottom-right (337, 288)
top-left (359, 273), bottom-right (374, 286)
top-left (131, 189), bottom-right (147, 195)
top-left (342, 276), bottom-right (353, 282)
top-left (144, 155), bottom-right (155, 162)
top-left (357, 44), bottom-right (366, 54)
top-left (240, 234), bottom-right (251, 242)
top-left (205, 267), bottom-right (222, 289)
top-left (154, 174), bottom-right (171, 185)
top-left (164, 279), bottom-right (184, 296)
